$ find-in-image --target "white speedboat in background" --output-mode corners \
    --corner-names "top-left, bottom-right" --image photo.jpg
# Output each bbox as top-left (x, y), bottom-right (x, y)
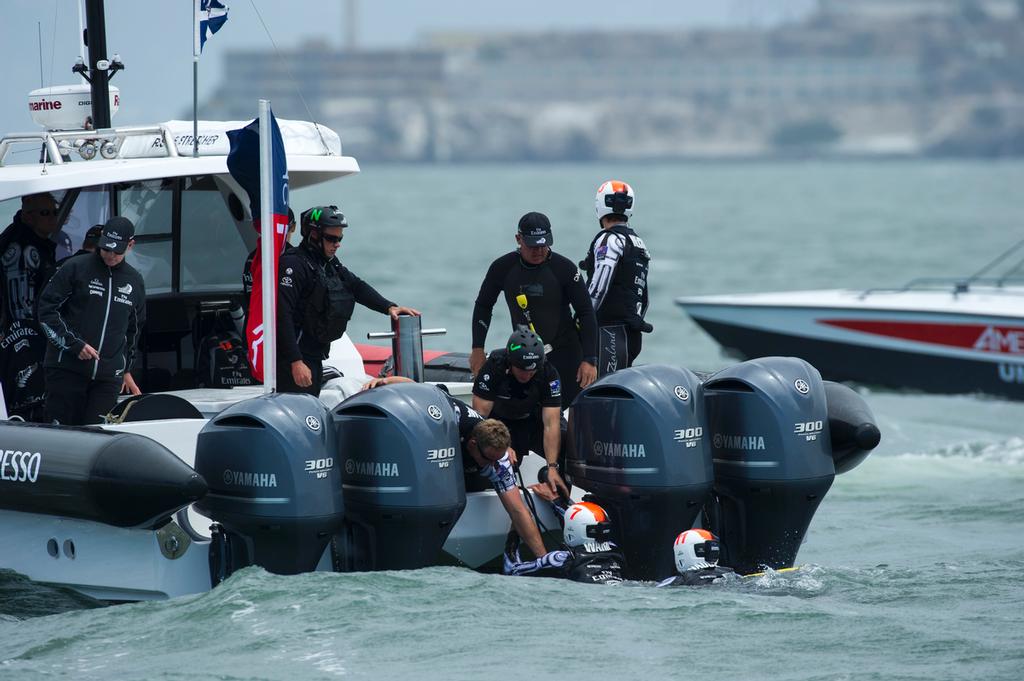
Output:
top-left (677, 243), bottom-right (1024, 400)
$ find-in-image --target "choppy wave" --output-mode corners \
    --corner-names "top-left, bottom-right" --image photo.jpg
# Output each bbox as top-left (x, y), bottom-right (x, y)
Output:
top-left (2, 561), bottom-right (1023, 681)
top-left (896, 437), bottom-right (1024, 465)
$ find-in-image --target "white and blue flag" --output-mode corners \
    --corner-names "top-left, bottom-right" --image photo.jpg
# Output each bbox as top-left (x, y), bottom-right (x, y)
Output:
top-left (194, 0), bottom-right (229, 56)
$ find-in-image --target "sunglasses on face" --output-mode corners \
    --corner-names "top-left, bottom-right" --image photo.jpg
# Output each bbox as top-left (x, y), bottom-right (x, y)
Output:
top-left (33, 209), bottom-right (57, 216)
top-left (321, 233), bottom-right (343, 244)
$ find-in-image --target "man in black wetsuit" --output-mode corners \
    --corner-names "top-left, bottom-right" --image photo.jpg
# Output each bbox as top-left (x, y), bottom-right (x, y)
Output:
top-left (471, 212), bottom-right (598, 408)
top-left (277, 205), bottom-right (418, 396)
top-left (656, 529), bottom-right (735, 587)
top-left (472, 328), bottom-right (570, 497)
top-left (504, 498), bottom-right (625, 584)
top-left (580, 180), bottom-right (652, 376)
top-left (364, 375), bottom-right (549, 559)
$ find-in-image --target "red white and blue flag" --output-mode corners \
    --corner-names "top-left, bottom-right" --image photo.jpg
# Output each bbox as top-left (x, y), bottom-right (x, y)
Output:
top-left (226, 111), bottom-right (289, 381)
top-left (194, 0), bottom-right (229, 56)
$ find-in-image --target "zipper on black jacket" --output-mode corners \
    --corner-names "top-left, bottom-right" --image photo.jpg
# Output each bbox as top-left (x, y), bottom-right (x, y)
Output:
top-left (93, 268), bottom-right (113, 380)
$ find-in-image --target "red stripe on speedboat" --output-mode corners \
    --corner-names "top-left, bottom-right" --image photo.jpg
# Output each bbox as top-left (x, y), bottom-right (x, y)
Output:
top-left (354, 343), bottom-right (450, 376)
top-left (819, 320), bottom-right (1024, 355)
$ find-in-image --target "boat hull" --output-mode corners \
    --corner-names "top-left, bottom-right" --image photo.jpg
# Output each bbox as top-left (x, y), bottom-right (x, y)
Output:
top-left (681, 299), bottom-right (1024, 398)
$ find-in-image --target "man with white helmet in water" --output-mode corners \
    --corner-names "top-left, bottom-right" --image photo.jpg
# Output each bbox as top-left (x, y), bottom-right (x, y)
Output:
top-left (579, 180), bottom-right (652, 376)
top-left (656, 529), bottom-right (735, 587)
top-left (503, 495), bottom-right (626, 584)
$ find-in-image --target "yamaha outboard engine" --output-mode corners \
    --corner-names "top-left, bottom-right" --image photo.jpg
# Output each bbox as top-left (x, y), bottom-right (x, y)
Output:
top-left (568, 365), bottom-right (712, 580)
top-left (702, 358), bottom-right (835, 575)
top-left (194, 393), bottom-right (343, 578)
top-left (332, 383), bottom-right (465, 571)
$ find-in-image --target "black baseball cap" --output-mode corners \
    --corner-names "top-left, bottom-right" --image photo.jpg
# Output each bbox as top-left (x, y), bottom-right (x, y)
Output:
top-left (100, 216), bottom-right (136, 254)
top-left (518, 212), bottom-right (553, 247)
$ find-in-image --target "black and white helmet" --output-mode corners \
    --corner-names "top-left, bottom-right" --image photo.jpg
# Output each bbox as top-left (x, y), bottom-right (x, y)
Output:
top-left (506, 328), bottom-right (545, 371)
top-left (300, 205), bottom-right (347, 238)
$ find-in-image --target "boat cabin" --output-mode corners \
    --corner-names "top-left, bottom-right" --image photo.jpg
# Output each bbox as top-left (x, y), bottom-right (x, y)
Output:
top-left (0, 120), bottom-right (361, 393)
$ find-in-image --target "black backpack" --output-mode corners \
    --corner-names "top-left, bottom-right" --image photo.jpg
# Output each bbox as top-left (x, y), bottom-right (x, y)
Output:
top-left (195, 329), bottom-right (256, 388)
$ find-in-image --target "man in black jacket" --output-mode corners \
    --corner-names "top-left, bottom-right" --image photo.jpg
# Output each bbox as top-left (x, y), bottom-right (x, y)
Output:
top-left (276, 205), bottom-right (418, 396)
top-left (0, 193), bottom-right (62, 420)
top-left (471, 212), bottom-right (598, 408)
top-left (37, 216), bottom-right (146, 425)
top-left (0, 193), bottom-right (61, 329)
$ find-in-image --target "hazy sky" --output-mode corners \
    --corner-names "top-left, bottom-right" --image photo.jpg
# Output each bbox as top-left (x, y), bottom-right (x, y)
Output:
top-left (1, 0), bottom-right (815, 135)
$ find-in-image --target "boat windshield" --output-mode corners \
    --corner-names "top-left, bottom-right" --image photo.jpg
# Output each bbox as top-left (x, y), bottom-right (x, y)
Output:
top-left (1, 175), bottom-right (255, 296)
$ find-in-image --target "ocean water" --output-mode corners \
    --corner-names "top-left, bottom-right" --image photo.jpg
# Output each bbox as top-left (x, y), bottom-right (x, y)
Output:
top-left (2, 160), bottom-right (1024, 680)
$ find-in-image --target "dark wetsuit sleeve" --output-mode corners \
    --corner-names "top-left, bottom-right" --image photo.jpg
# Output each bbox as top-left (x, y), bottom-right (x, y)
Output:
top-left (276, 252), bottom-right (305, 363)
top-left (341, 266), bottom-right (395, 315)
top-left (471, 255), bottom-right (511, 349)
top-left (559, 258), bottom-right (598, 363)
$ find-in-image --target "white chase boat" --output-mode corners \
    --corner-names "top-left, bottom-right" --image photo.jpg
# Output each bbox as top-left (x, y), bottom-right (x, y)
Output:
top-left (676, 246), bottom-right (1024, 399)
top-left (0, 5), bottom-right (880, 602)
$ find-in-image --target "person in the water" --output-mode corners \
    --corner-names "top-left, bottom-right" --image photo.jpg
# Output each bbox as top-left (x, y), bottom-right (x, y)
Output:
top-left (656, 529), bottom-right (735, 587)
top-left (503, 490), bottom-right (625, 584)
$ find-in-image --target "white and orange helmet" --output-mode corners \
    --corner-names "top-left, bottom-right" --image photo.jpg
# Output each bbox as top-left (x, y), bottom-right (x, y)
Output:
top-left (563, 501), bottom-right (612, 547)
top-left (595, 180), bottom-right (635, 220)
top-left (673, 529), bottom-right (721, 572)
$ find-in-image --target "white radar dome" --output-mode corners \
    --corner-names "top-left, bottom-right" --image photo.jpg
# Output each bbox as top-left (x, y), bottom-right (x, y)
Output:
top-left (28, 84), bottom-right (120, 130)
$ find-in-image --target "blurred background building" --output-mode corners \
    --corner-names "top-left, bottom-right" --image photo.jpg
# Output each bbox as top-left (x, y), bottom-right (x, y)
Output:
top-left (198, 0), bottom-right (1024, 161)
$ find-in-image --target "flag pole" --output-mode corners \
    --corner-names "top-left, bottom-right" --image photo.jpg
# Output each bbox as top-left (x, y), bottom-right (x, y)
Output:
top-left (258, 99), bottom-right (277, 393)
top-left (192, 1), bottom-right (200, 157)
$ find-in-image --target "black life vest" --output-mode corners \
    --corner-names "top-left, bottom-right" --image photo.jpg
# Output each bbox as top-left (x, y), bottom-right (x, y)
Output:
top-left (304, 259), bottom-right (355, 344)
top-left (581, 223), bottom-right (651, 327)
top-left (565, 541), bottom-right (626, 584)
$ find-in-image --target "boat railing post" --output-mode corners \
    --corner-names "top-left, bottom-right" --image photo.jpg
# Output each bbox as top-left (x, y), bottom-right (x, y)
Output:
top-left (367, 320), bottom-right (446, 382)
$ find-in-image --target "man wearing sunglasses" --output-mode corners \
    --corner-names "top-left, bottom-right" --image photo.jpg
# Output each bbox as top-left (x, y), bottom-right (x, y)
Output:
top-left (0, 193), bottom-right (62, 329)
top-left (0, 193), bottom-right (63, 420)
top-left (276, 205), bottom-right (419, 396)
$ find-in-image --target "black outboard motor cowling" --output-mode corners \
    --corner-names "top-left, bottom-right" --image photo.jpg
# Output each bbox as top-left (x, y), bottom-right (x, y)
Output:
top-left (333, 383), bottom-right (465, 571)
top-left (703, 357), bottom-right (835, 575)
top-left (568, 365), bottom-right (712, 580)
top-left (194, 393), bottom-right (343, 576)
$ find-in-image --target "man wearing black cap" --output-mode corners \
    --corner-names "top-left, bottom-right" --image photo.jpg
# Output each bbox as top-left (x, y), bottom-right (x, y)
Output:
top-left (58, 224), bottom-right (104, 263)
top-left (470, 212), bottom-right (598, 409)
top-left (37, 216), bottom-right (146, 425)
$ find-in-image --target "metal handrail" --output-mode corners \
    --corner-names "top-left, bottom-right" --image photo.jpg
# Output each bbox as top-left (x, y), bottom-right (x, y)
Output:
top-left (0, 125), bottom-right (179, 167)
top-left (858, 240), bottom-right (1024, 299)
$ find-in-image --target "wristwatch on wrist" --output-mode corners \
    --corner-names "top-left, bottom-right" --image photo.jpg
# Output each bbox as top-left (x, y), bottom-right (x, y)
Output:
top-left (547, 462), bottom-right (560, 470)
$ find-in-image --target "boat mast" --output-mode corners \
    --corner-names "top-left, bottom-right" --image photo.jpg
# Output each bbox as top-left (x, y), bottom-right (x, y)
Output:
top-left (82, 0), bottom-right (113, 128)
